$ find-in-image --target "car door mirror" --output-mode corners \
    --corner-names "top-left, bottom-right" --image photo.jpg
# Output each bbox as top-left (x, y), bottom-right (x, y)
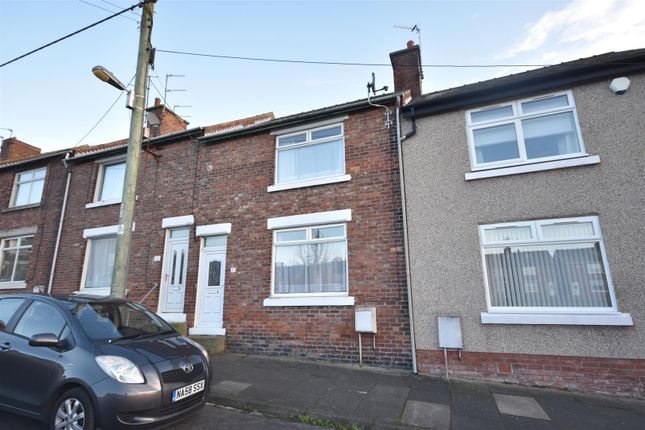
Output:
top-left (29, 333), bottom-right (60, 347)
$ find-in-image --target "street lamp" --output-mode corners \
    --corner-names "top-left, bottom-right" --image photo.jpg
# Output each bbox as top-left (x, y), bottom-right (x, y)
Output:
top-left (92, 66), bottom-right (127, 91)
top-left (91, 0), bottom-right (156, 298)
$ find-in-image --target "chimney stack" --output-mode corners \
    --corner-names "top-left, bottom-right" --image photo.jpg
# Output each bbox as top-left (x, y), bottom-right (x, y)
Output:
top-left (0, 137), bottom-right (41, 161)
top-left (390, 40), bottom-right (424, 97)
top-left (145, 98), bottom-right (189, 138)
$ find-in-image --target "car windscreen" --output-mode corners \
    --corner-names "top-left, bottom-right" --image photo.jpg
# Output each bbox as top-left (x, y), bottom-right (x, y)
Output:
top-left (68, 301), bottom-right (173, 341)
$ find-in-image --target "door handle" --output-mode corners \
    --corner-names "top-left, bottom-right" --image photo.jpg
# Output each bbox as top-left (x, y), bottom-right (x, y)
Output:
top-left (0, 342), bottom-right (11, 351)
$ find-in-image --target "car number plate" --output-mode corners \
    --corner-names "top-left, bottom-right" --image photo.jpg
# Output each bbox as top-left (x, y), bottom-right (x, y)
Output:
top-left (172, 379), bottom-right (205, 403)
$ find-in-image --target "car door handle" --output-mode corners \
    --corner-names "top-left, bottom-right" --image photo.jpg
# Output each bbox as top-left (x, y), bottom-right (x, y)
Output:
top-left (0, 342), bottom-right (11, 351)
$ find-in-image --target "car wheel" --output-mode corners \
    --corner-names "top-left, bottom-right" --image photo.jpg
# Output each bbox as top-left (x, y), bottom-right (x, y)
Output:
top-left (50, 388), bottom-right (95, 430)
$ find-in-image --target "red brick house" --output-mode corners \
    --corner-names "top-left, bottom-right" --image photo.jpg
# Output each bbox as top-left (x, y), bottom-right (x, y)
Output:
top-left (36, 93), bottom-right (413, 368)
top-left (0, 138), bottom-right (69, 294)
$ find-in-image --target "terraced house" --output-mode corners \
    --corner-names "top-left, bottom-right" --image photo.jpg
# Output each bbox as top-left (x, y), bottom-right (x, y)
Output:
top-left (396, 46), bottom-right (645, 396)
top-left (1, 76), bottom-right (415, 368)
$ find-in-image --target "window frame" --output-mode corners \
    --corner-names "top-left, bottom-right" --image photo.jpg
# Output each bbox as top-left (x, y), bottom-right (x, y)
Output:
top-left (478, 216), bottom-right (619, 315)
top-left (273, 122), bottom-right (347, 188)
top-left (91, 156), bottom-right (126, 206)
top-left (79, 232), bottom-right (117, 297)
top-left (270, 223), bottom-right (349, 298)
top-left (0, 235), bottom-right (33, 287)
top-left (9, 167), bottom-right (46, 208)
top-left (466, 90), bottom-right (587, 171)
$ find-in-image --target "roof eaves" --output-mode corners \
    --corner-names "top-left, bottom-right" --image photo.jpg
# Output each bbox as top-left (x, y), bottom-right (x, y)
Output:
top-left (68, 127), bottom-right (204, 162)
top-left (198, 93), bottom-right (400, 145)
top-left (406, 49), bottom-right (645, 118)
top-left (0, 149), bottom-right (71, 171)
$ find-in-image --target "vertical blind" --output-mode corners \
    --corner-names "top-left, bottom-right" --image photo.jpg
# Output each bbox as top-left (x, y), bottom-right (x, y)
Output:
top-left (481, 218), bottom-right (612, 309)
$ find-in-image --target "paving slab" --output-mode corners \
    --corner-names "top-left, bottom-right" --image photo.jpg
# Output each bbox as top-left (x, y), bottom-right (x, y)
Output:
top-left (401, 400), bottom-right (450, 430)
top-left (353, 384), bottom-right (409, 425)
top-left (450, 381), bottom-right (499, 420)
top-left (493, 393), bottom-right (550, 420)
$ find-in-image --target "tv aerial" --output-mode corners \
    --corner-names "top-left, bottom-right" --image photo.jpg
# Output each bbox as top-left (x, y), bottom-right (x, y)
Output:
top-left (394, 24), bottom-right (421, 46)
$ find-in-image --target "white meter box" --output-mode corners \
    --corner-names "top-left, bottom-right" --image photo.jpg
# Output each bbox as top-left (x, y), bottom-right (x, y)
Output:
top-left (355, 307), bottom-right (377, 333)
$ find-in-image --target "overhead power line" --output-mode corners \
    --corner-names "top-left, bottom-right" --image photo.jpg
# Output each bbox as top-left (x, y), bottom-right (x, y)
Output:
top-left (0, 1), bottom-right (145, 68)
top-left (156, 49), bottom-right (553, 68)
top-left (75, 75), bottom-right (136, 147)
top-left (78, 0), bottom-right (140, 23)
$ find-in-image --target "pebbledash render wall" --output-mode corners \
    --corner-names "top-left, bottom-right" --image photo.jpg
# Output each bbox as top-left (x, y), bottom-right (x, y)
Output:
top-left (402, 74), bottom-right (645, 396)
top-left (51, 105), bottom-right (412, 368)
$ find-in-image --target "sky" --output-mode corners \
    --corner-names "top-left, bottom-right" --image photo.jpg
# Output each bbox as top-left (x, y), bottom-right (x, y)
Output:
top-left (0, 0), bottom-right (643, 151)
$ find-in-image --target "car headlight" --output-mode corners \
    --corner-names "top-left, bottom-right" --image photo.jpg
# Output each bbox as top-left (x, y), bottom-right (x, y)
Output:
top-left (183, 337), bottom-right (210, 364)
top-left (96, 355), bottom-right (145, 384)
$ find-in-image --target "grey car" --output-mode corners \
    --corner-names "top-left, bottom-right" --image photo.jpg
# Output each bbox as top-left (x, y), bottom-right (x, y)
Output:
top-left (0, 294), bottom-right (211, 429)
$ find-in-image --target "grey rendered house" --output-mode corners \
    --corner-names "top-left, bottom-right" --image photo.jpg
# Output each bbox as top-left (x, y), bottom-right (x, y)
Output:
top-left (395, 47), bottom-right (645, 397)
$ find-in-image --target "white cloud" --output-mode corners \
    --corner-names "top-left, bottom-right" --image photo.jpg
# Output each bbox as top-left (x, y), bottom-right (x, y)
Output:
top-left (500, 0), bottom-right (645, 63)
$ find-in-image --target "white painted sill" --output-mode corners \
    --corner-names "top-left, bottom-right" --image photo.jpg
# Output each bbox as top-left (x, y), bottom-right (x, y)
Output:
top-left (481, 312), bottom-right (633, 326)
top-left (0, 281), bottom-right (26, 290)
top-left (465, 155), bottom-right (600, 181)
top-left (75, 288), bottom-right (110, 297)
top-left (157, 312), bottom-right (187, 323)
top-left (267, 174), bottom-right (351, 193)
top-left (189, 326), bottom-right (226, 336)
top-left (263, 296), bottom-right (355, 307)
top-left (85, 198), bottom-right (121, 209)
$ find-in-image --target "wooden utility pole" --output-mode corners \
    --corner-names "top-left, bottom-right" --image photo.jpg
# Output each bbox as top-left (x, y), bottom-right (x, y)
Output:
top-left (111, 0), bottom-right (156, 297)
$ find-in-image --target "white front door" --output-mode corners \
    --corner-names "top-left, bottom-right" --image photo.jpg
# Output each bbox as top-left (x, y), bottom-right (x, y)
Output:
top-left (192, 235), bottom-right (227, 334)
top-left (161, 228), bottom-right (189, 313)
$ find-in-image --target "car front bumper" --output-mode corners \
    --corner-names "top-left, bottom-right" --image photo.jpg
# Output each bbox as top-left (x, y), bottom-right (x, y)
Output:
top-left (91, 361), bottom-right (211, 429)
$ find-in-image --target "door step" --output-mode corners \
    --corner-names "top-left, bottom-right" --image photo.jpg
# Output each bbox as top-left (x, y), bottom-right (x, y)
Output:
top-left (188, 335), bottom-right (226, 355)
top-left (169, 321), bottom-right (188, 336)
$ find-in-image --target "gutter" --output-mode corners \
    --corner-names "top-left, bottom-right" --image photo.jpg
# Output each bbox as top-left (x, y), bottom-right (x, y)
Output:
top-left (68, 127), bottom-right (205, 162)
top-left (396, 95), bottom-right (418, 374)
top-left (199, 93), bottom-right (399, 145)
top-left (405, 56), bottom-right (645, 118)
top-left (48, 152), bottom-right (72, 294)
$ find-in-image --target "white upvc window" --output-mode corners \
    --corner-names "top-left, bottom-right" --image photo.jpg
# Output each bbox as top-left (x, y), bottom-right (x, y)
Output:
top-left (93, 159), bottom-right (126, 204)
top-left (0, 236), bottom-right (32, 285)
top-left (466, 91), bottom-right (586, 170)
top-left (81, 235), bottom-right (116, 294)
top-left (479, 216), bottom-right (623, 317)
top-left (10, 168), bottom-right (46, 207)
top-left (274, 122), bottom-right (346, 187)
top-left (272, 223), bottom-right (348, 297)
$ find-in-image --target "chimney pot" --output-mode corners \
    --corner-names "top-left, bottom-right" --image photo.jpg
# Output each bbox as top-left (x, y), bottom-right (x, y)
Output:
top-left (407, 40), bottom-right (415, 49)
top-left (154, 97), bottom-right (161, 107)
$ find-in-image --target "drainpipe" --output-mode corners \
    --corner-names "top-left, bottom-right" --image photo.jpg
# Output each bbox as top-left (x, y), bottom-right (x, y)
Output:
top-left (396, 95), bottom-right (418, 374)
top-left (47, 152), bottom-right (72, 294)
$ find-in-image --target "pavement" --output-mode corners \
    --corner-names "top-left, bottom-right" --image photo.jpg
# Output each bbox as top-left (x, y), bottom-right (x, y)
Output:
top-left (208, 352), bottom-right (645, 430)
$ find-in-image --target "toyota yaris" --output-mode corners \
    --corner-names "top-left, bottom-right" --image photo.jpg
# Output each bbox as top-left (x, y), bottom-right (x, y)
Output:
top-left (0, 293), bottom-right (211, 429)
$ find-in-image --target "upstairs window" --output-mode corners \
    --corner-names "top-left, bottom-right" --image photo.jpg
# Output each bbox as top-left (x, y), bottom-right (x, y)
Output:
top-left (275, 123), bottom-right (345, 185)
top-left (466, 91), bottom-right (585, 170)
top-left (11, 168), bottom-right (46, 207)
top-left (479, 217), bottom-right (617, 313)
top-left (95, 160), bottom-right (125, 203)
top-left (0, 236), bottom-right (32, 284)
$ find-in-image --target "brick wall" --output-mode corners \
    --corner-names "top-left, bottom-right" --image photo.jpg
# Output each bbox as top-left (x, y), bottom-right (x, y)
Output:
top-left (417, 349), bottom-right (645, 398)
top-left (52, 106), bottom-right (413, 369)
top-left (0, 158), bottom-right (68, 292)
